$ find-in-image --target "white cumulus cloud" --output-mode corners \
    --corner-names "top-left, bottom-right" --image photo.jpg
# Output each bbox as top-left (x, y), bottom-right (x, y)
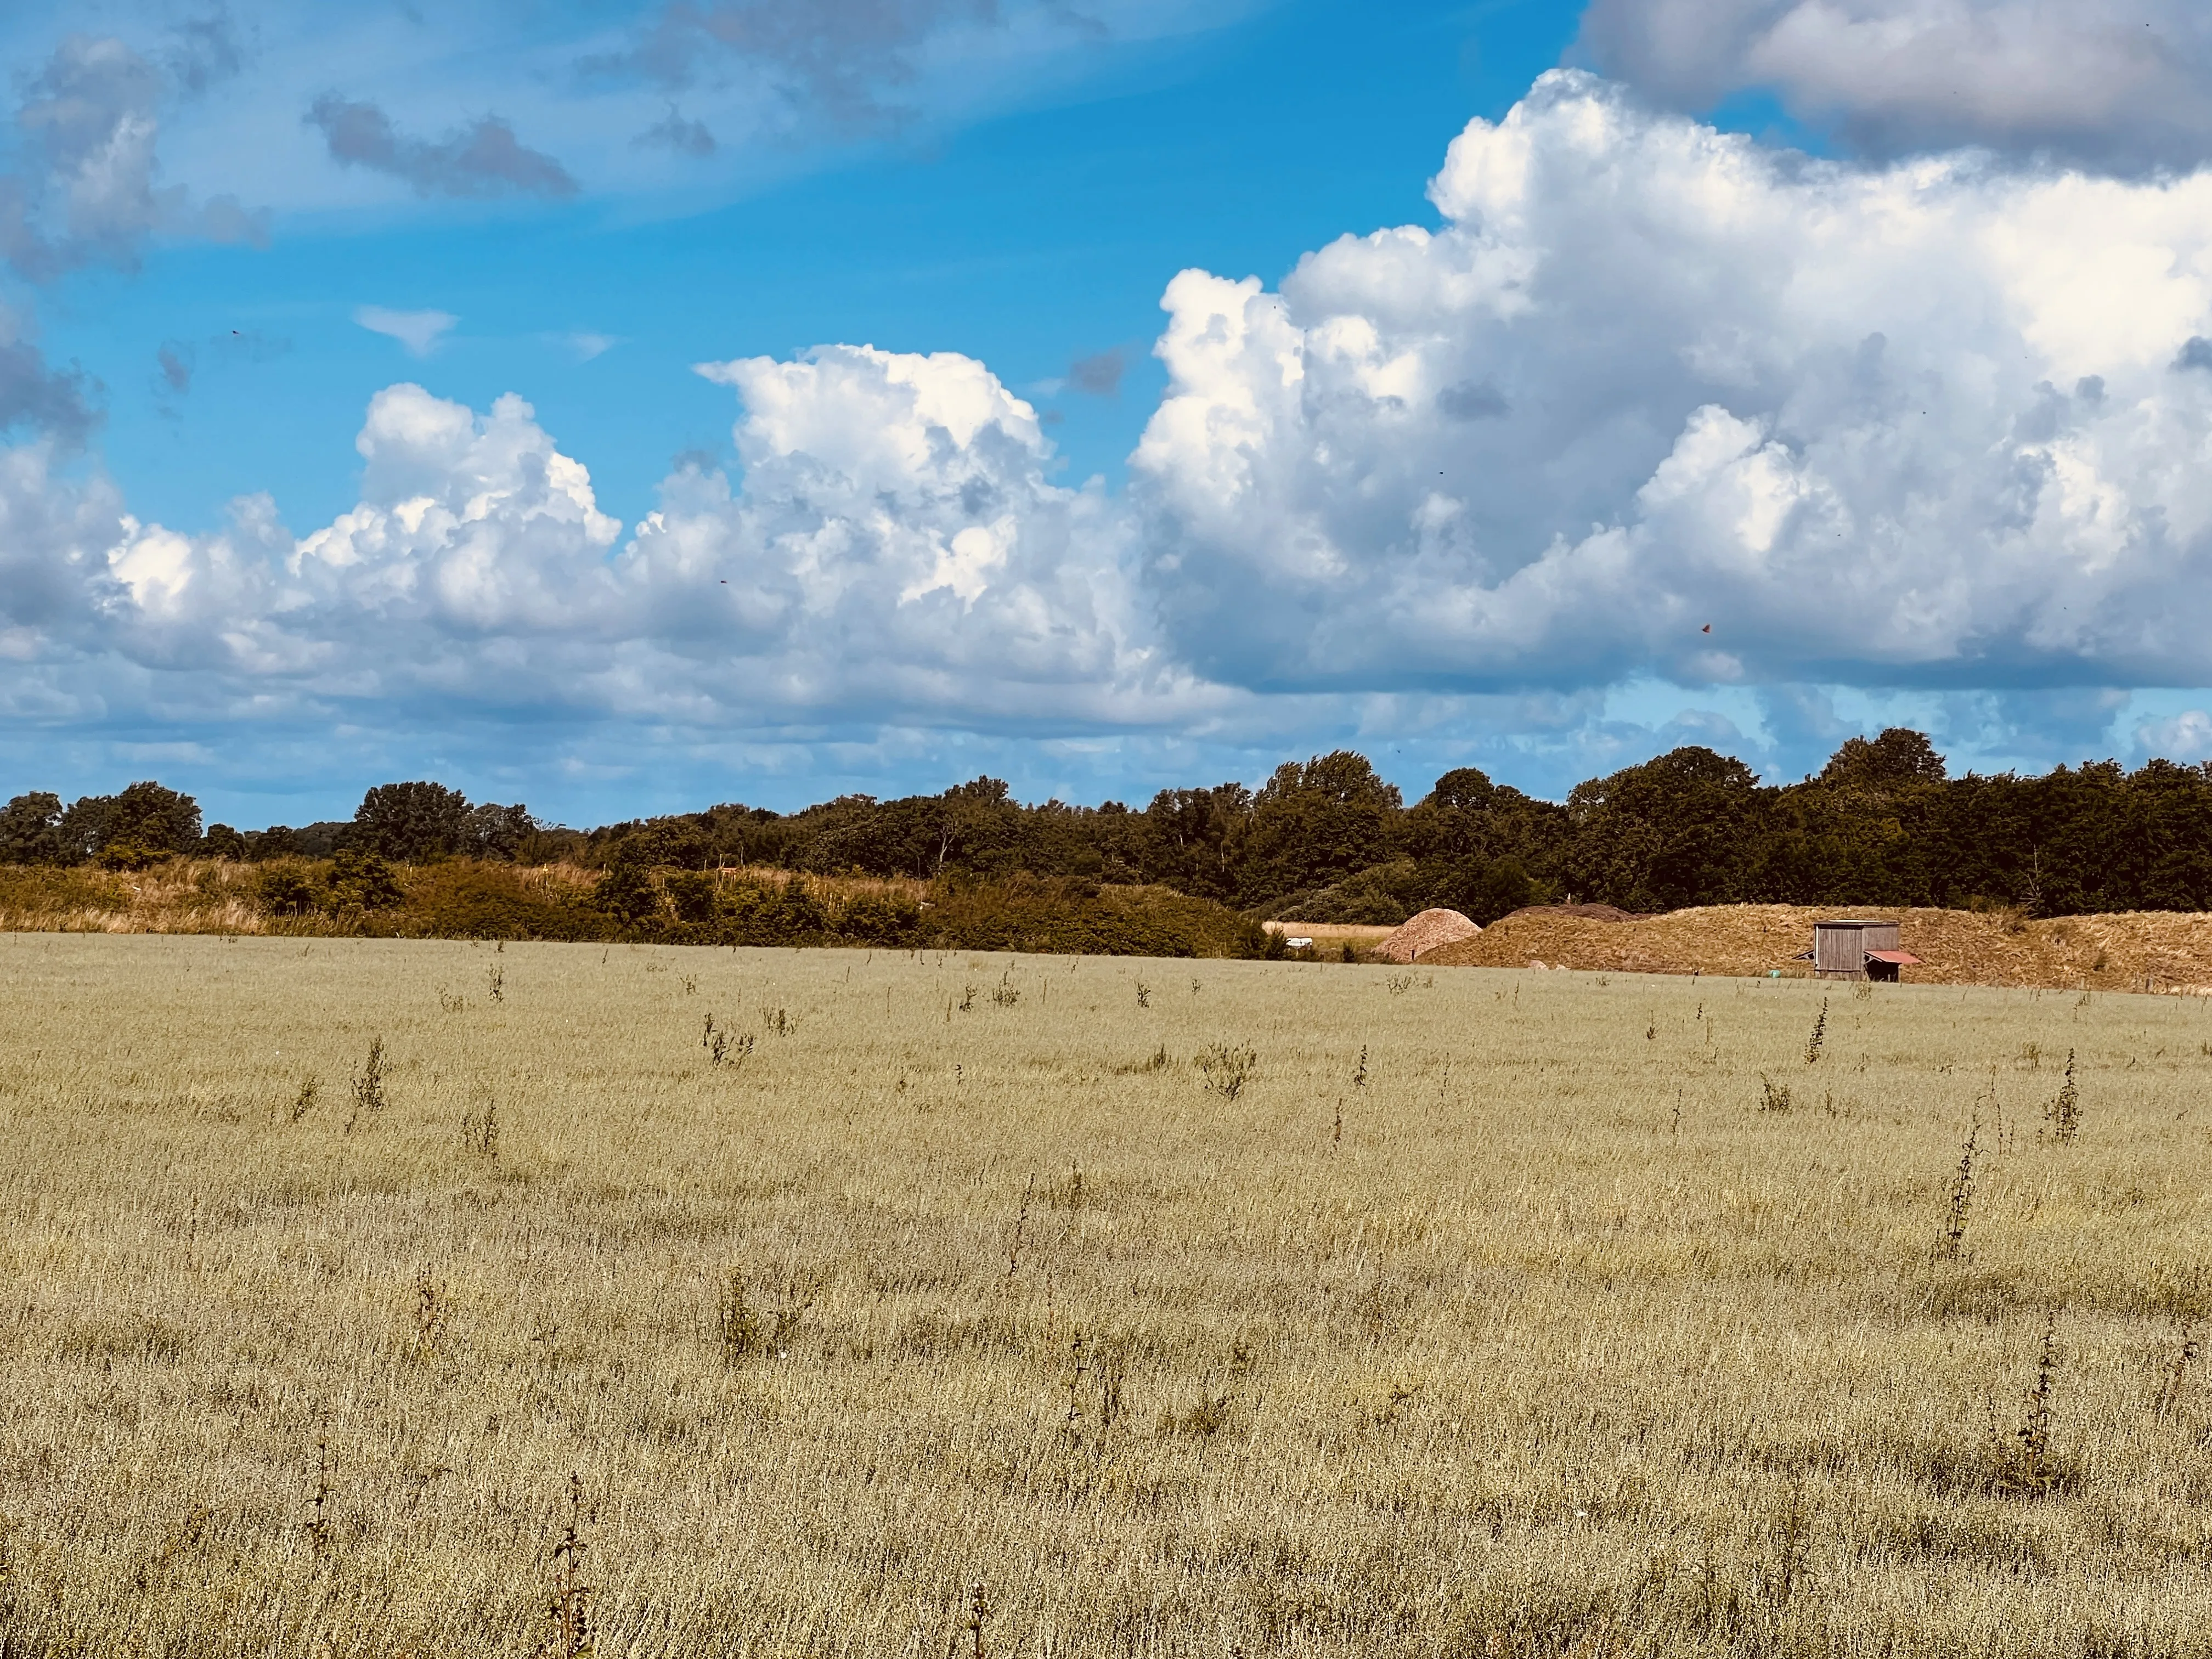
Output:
top-left (618, 344), bottom-right (1194, 724)
top-left (1130, 70), bottom-right (2212, 695)
top-left (22, 70), bottom-right (2212, 796)
top-left (18, 347), bottom-right (1206, 734)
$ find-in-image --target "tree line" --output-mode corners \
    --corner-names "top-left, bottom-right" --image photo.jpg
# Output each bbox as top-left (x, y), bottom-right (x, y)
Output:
top-left (8, 729), bottom-right (2212, 921)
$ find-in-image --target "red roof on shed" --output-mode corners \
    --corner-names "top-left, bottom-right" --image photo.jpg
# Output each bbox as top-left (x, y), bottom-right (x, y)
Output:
top-left (1865, 950), bottom-right (1921, 965)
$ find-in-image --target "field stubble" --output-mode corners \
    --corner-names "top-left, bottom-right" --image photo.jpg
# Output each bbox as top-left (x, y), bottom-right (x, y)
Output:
top-left (1, 935), bottom-right (2209, 1656)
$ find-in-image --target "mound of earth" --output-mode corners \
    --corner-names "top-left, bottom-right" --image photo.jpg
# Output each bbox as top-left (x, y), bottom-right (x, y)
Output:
top-left (1498, 902), bottom-right (1649, 923)
top-left (1419, 903), bottom-right (2212, 993)
top-left (1376, 908), bottom-right (1481, 963)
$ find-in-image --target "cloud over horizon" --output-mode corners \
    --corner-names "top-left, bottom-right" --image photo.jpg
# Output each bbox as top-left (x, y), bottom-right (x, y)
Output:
top-left (1132, 71), bottom-right (2212, 696)
top-left (12, 63), bottom-right (2212, 810)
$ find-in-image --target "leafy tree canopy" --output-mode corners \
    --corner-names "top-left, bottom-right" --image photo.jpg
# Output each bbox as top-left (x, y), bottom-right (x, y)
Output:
top-left (1819, 727), bottom-right (1949, 789)
top-left (20, 729), bottom-right (2212, 923)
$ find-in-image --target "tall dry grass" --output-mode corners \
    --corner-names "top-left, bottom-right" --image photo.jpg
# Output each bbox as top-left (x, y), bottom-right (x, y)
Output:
top-left (1, 934), bottom-right (2209, 1655)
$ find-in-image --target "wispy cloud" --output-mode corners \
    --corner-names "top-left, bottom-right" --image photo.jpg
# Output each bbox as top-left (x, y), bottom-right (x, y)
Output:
top-left (1067, 347), bottom-right (1125, 397)
top-left (355, 306), bottom-right (458, 357)
top-left (1581, 0), bottom-right (2212, 171)
top-left (307, 95), bottom-right (578, 200)
top-left (635, 107), bottom-right (716, 157)
top-left (0, 33), bottom-right (267, 284)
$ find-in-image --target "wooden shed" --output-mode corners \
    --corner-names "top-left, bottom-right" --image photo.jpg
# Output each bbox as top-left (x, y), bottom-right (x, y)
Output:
top-left (1812, 919), bottom-right (1921, 981)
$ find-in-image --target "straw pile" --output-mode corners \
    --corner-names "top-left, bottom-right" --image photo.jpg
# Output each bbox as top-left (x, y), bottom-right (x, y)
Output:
top-left (1376, 908), bottom-right (1482, 963)
top-left (1420, 903), bottom-right (2212, 992)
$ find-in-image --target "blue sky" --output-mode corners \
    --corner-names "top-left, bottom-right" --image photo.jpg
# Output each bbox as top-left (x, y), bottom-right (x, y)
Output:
top-left (57, 0), bottom-right (1575, 537)
top-left (8, 0), bottom-right (2212, 828)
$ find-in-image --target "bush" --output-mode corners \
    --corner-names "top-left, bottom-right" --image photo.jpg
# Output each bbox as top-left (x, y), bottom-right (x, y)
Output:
top-left (256, 866), bottom-right (318, 917)
top-left (1271, 859), bottom-right (1429, 926)
top-left (326, 850), bottom-right (403, 912)
top-left (720, 876), bottom-right (831, 945)
top-left (402, 862), bottom-right (610, 941)
top-left (665, 871), bottom-right (720, 926)
top-left (920, 876), bottom-right (1259, 957)
top-left (592, 854), bottom-right (661, 924)
top-left (835, 891), bottom-right (923, 947)
top-left (246, 826), bottom-right (301, 861)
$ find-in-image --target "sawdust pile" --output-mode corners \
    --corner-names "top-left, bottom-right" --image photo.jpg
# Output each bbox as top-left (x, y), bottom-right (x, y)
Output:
top-left (1375, 908), bottom-right (1481, 963)
top-left (1420, 904), bottom-right (2212, 992)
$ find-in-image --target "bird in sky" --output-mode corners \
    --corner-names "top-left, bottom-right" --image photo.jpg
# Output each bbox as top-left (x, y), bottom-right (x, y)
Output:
top-left (1702, 624), bottom-right (1712, 634)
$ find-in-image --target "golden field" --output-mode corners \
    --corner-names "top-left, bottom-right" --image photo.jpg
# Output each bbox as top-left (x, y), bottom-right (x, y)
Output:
top-left (2, 934), bottom-right (2210, 1657)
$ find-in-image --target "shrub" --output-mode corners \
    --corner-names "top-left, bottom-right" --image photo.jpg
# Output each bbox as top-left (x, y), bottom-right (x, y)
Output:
top-left (404, 862), bottom-right (609, 941)
top-left (922, 876), bottom-right (1240, 956)
top-left (1195, 1042), bottom-right (1257, 1099)
top-left (326, 850), bottom-right (403, 912)
top-left (2045, 1049), bottom-right (2081, 1142)
top-left (835, 891), bottom-right (923, 946)
top-left (664, 871), bottom-right (719, 926)
top-left (1271, 859), bottom-right (1430, 926)
top-left (592, 853), bottom-right (661, 924)
top-left (1455, 855), bottom-right (1546, 926)
top-left (720, 876), bottom-right (831, 945)
top-left (256, 866), bottom-right (319, 917)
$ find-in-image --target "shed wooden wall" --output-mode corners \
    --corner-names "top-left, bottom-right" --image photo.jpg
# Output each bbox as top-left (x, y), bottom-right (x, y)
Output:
top-left (1814, 924), bottom-right (1865, 977)
top-left (1814, 921), bottom-right (1901, 979)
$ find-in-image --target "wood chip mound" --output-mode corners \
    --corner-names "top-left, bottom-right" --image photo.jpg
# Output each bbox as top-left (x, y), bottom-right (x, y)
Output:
top-left (1376, 908), bottom-right (1482, 963)
top-left (1417, 902), bottom-right (2212, 993)
top-left (1500, 902), bottom-right (1647, 923)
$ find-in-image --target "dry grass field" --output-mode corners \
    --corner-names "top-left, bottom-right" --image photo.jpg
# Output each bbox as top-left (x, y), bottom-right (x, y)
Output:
top-left (3, 935), bottom-right (2211, 1657)
top-left (1260, 921), bottom-right (1398, 956)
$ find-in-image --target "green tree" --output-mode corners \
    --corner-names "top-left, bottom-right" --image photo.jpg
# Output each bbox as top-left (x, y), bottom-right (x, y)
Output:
top-left (1817, 727), bottom-right (1948, 788)
top-left (58, 781), bottom-right (201, 861)
top-left (1137, 784), bottom-right (1253, 901)
top-left (1452, 856), bottom-right (1544, 925)
top-left (0, 792), bottom-right (67, 864)
top-left (352, 782), bottom-right (472, 861)
top-left (1401, 766), bottom-right (1572, 906)
top-left (460, 802), bottom-right (535, 860)
top-left (247, 826), bottom-right (302, 861)
top-left (1564, 747), bottom-right (1765, 911)
top-left (1234, 752), bottom-right (1402, 909)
